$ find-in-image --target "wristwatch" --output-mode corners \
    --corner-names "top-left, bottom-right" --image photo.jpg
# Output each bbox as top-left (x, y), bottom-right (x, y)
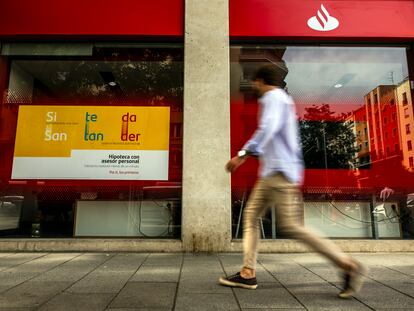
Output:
top-left (237, 149), bottom-right (249, 159)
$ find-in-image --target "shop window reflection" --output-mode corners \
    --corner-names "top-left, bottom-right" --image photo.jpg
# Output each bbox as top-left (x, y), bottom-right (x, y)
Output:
top-left (0, 44), bottom-right (184, 238)
top-left (230, 45), bottom-right (414, 240)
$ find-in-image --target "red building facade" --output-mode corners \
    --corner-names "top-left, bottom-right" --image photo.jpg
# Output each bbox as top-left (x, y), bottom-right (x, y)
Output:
top-left (0, 0), bottom-right (414, 244)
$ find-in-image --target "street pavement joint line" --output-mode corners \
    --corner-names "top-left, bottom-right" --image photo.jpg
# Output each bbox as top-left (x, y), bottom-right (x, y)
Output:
top-left (1, 252), bottom-right (84, 294)
top-left (292, 260), bottom-right (375, 311)
top-left (217, 254), bottom-right (243, 311)
top-left (32, 252), bottom-right (118, 311)
top-left (298, 260), bottom-right (414, 301)
top-left (171, 253), bottom-right (184, 311)
top-left (360, 267), bottom-right (414, 300)
top-left (0, 252), bottom-right (49, 272)
top-left (258, 260), bottom-right (309, 311)
top-left (102, 253), bottom-right (151, 311)
top-left (384, 265), bottom-right (414, 279)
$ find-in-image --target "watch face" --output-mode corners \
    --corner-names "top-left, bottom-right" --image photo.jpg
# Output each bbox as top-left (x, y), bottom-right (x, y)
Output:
top-left (238, 150), bottom-right (246, 157)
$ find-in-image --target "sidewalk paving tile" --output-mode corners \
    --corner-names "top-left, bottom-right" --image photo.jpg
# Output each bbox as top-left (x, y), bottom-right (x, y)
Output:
top-left (366, 267), bottom-right (414, 298)
top-left (67, 254), bottom-right (146, 293)
top-left (0, 253), bottom-right (47, 272)
top-left (241, 309), bottom-right (305, 311)
top-left (385, 265), bottom-right (414, 278)
top-left (37, 293), bottom-right (115, 311)
top-left (0, 253), bottom-right (78, 293)
top-left (33, 253), bottom-right (115, 284)
top-left (0, 253), bottom-right (411, 311)
top-left (109, 282), bottom-right (176, 309)
top-left (144, 254), bottom-right (183, 266)
top-left (106, 308), bottom-right (171, 311)
top-left (0, 281), bottom-right (73, 308)
top-left (131, 265), bottom-right (180, 283)
top-left (174, 293), bottom-right (239, 311)
top-left (179, 274), bottom-right (232, 294)
top-left (234, 283), bottom-right (304, 309)
top-left (353, 280), bottom-right (414, 309)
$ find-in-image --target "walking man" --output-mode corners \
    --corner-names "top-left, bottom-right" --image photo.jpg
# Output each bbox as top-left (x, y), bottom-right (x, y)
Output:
top-left (219, 64), bottom-right (366, 298)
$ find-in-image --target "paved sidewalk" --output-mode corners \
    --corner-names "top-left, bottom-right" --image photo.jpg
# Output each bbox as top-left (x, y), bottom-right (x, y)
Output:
top-left (0, 252), bottom-right (413, 311)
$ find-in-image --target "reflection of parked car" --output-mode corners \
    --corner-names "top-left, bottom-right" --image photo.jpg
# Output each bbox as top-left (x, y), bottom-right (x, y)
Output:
top-left (380, 188), bottom-right (414, 238)
top-left (0, 196), bottom-right (24, 230)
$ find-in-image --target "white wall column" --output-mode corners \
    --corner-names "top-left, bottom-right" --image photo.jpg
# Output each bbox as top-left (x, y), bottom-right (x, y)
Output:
top-left (182, 0), bottom-right (232, 251)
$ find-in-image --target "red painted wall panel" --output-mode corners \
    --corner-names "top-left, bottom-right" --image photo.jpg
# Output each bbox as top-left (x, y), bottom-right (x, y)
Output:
top-left (0, 0), bottom-right (183, 37)
top-left (230, 0), bottom-right (414, 39)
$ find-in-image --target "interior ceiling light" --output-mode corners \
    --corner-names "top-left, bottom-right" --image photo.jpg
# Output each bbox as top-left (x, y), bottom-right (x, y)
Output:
top-left (108, 81), bottom-right (117, 86)
top-left (332, 73), bottom-right (356, 89)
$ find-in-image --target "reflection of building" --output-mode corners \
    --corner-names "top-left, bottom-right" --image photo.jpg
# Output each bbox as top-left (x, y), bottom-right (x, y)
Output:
top-left (348, 106), bottom-right (370, 168)
top-left (348, 79), bottom-right (414, 180)
top-left (395, 79), bottom-right (414, 170)
top-left (358, 80), bottom-right (414, 171)
top-left (364, 85), bottom-right (401, 162)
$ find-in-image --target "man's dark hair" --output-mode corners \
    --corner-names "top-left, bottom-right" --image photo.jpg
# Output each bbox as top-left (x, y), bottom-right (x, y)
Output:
top-left (253, 62), bottom-right (288, 87)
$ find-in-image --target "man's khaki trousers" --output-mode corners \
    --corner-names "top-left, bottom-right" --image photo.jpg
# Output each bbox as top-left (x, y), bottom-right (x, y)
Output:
top-left (243, 172), bottom-right (349, 270)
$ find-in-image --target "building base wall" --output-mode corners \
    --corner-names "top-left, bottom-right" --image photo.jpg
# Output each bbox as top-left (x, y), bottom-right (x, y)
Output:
top-left (0, 239), bottom-right (183, 252)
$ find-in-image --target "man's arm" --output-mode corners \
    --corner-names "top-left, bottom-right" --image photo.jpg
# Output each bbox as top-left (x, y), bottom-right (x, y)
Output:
top-left (242, 95), bottom-right (284, 156)
top-left (226, 95), bottom-right (284, 173)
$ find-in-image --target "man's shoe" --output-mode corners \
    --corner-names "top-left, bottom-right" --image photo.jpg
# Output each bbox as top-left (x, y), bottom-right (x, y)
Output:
top-left (338, 262), bottom-right (367, 299)
top-left (219, 272), bottom-right (258, 290)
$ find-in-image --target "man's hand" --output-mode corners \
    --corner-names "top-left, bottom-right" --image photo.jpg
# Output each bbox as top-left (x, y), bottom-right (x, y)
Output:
top-left (225, 156), bottom-right (246, 173)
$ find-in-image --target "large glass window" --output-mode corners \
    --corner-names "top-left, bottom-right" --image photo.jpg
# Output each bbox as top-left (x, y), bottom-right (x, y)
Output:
top-left (0, 43), bottom-right (183, 238)
top-left (231, 45), bottom-right (414, 239)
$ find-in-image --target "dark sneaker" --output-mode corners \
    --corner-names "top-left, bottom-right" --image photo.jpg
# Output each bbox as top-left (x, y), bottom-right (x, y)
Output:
top-left (219, 272), bottom-right (258, 290)
top-left (338, 262), bottom-right (367, 299)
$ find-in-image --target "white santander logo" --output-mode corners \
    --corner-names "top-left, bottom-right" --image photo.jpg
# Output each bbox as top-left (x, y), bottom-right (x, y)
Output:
top-left (307, 4), bottom-right (339, 31)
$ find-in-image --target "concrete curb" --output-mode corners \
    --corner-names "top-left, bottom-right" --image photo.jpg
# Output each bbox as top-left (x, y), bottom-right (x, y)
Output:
top-left (1, 239), bottom-right (414, 252)
top-left (0, 239), bottom-right (183, 252)
top-left (233, 239), bottom-right (414, 252)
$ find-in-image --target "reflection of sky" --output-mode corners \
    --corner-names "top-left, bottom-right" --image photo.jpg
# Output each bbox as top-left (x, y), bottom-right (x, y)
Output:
top-left (281, 46), bottom-right (408, 111)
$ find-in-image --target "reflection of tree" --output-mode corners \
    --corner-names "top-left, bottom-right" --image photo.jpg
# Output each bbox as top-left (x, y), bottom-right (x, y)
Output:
top-left (300, 104), bottom-right (358, 169)
top-left (37, 48), bottom-right (184, 105)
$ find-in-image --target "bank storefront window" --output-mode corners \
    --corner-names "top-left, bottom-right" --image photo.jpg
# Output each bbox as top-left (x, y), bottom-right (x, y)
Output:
top-left (0, 43), bottom-right (183, 238)
top-left (230, 45), bottom-right (414, 240)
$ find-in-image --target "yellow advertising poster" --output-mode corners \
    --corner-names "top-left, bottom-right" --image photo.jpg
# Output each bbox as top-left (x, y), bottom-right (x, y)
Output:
top-left (12, 105), bottom-right (170, 180)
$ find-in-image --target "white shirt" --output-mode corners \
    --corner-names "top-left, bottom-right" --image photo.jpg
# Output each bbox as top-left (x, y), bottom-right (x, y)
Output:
top-left (242, 88), bottom-right (304, 184)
